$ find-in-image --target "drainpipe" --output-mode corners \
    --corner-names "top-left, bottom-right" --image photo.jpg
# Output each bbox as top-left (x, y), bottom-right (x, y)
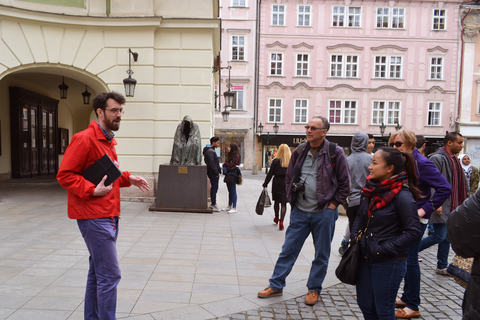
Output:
top-left (457, 6), bottom-right (471, 131)
top-left (252, 0), bottom-right (262, 174)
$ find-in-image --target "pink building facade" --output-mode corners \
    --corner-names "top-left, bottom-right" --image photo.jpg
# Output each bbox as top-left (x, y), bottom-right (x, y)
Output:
top-left (257, 0), bottom-right (463, 166)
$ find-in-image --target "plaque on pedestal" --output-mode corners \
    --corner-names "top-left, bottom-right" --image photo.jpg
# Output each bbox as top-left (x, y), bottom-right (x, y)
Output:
top-left (149, 164), bottom-right (212, 213)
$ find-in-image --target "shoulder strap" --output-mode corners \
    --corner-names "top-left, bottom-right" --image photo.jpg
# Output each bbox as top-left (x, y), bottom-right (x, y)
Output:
top-left (329, 142), bottom-right (337, 168)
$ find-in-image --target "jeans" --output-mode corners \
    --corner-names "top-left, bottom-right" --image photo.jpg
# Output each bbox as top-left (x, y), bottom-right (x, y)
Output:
top-left (269, 206), bottom-right (338, 293)
top-left (400, 223), bottom-right (428, 311)
top-left (357, 259), bottom-right (407, 320)
top-left (78, 217), bottom-right (121, 320)
top-left (419, 223), bottom-right (450, 269)
top-left (227, 182), bottom-right (237, 208)
top-left (208, 174), bottom-right (219, 206)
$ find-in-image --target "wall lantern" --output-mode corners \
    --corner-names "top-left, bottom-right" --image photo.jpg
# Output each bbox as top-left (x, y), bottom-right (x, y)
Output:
top-left (379, 122), bottom-right (386, 137)
top-left (213, 65), bottom-right (234, 122)
top-left (123, 48), bottom-right (138, 97)
top-left (58, 77), bottom-right (69, 99)
top-left (82, 85), bottom-right (91, 105)
top-left (395, 122), bottom-right (402, 131)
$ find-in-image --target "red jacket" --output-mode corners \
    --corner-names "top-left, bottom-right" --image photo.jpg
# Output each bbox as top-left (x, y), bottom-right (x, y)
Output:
top-left (57, 121), bottom-right (131, 219)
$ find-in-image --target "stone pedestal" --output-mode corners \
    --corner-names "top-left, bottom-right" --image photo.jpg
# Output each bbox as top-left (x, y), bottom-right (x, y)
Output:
top-left (149, 164), bottom-right (212, 213)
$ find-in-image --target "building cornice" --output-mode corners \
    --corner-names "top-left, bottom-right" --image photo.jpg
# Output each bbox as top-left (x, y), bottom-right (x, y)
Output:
top-left (371, 44), bottom-right (408, 52)
top-left (292, 42), bottom-right (314, 49)
top-left (326, 43), bottom-right (364, 51)
top-left (427, 46), bottom-right (449, 53)
top-left (266, 41), bottom-right (288, 48)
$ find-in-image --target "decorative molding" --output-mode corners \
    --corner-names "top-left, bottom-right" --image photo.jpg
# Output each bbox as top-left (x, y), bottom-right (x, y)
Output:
top-left (226, 28), bottom-right (251, 33)
top-left (427, 46), bottom-right (448, 53)
top-left (426, 86), bottom-right (447, 94)
top-left (265, 81), bottom-right (287, 89)
top-left (371, 45), bottom-right (408, 52)
top-left (292, 42), bottom-right (314, 49)
top-left (293, 82), bottom-right (313, 90)
top-left (371, 85), bottom-right (406, 92)
top-left (326, 43), bottom-right (364, 51)
top-left (266, 41), bottom-right (288, 48)
top-left (326, 84), bottom-right (361, 92)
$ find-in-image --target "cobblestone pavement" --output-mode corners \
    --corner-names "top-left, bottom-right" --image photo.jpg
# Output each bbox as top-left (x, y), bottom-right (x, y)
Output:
top-left (214, 242), bottom-right (464, 320)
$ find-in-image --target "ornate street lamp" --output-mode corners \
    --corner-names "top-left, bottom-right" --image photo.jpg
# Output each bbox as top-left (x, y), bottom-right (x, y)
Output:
top-left (257, 122), bottom-right (279, 173)
top-left (82, 85), bottom-right (91, 105)
top-left (213, 65), bottom-right (235, 122)
top-left (58, 77), bottom-right (69, 99)
top-left (123, 49), bottom-right (138, 97)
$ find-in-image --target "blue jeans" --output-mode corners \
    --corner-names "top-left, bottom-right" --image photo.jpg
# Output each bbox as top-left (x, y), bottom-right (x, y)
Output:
top-left (419, 223), bottom-right (450, 269)
top-left (208, 174), bottom-right (219, 206)
top-left (357, 259), bottom-right (407, 320)
top-left (78, 217), bottom-right (121, 320)
top-left (269, 206), bottom-right (338, 293)
top-left (226, 182), bottom-right (237, 208)
top-left (400, 223), bottom-right (428, 311)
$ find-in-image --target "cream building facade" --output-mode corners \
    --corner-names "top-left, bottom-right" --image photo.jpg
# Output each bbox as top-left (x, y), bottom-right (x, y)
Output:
top-left (0, 0), bottom-right (220, 198)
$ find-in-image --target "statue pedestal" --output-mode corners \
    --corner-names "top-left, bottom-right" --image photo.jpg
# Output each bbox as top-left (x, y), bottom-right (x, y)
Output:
top-left (149, 164), bottom-right (212, 213)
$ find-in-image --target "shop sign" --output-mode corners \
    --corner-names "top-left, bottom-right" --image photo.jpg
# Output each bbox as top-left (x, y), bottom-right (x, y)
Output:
top-left (293, 137), bottom-right (307, 144)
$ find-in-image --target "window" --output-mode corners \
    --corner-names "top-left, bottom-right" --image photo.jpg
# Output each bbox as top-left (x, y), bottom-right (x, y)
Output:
top-left (298, 5), bottom-right (311, 26)
top-left (231, 36), bottom-right (245, 61)
top-left (270, 53), bottom-right (283, 76)
top-left (232, 90), bottom-right (244, 110)
top-left (329, 100), bottom-right (357, 124)
top-left (272, 4), bottom-right (286, 26)
top-left (332, 6), bottom-right (361, 27)
top-left (428, 102), bottom-right (442, 125)
top-left (296, 54), bottom-right (309, 76)
top-left (372, 101), bottom-right (400, 125)
top-left (330, 54), bottom-right (358, 78)
top-left (376, 7), bottom-right (405, 28)
top-left (374, 56), bottom-right (402, 79)
top-left (232, 0), bottom-right (246, 6)
top-left (294, 99), bottom-right (308, 123)
top-left (433, 9), bottom-right (446, 30)
top-left (268, 99), bottom-right (282, 122)
top-left (430, 57), bottom-right (443, 80)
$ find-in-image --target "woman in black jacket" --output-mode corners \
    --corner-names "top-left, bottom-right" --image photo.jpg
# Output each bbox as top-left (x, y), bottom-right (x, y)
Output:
top-left (448, 188), bottom-right (480, 320)
top-left (262, 144), bottom-right (291, 230)
top-left (352, 147), bottom-right (422, 320)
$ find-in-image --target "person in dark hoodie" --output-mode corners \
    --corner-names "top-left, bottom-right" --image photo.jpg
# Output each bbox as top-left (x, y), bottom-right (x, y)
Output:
top-left (203, 137), bottom-right (222, 211)
top-left (338, 132), bottom-right (372, 255)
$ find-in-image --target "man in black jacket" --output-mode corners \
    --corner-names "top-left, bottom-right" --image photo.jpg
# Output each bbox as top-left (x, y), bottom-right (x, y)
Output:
top-left (203, 137), bottom-right (221, 211)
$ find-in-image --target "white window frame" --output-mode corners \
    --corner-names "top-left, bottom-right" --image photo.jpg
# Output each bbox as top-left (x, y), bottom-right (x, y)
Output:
top-left (345, 55), bottom-right (359, 78)
top-left (268, 98), bottom-right (283, 123)
top-left (391, 8), bottom-right (405, 29)
top-left (232, 90), bottom-right (244, 110)
top-left (430, 57), bottom-right (443, 80)
top-left (331, 54), bottom-right (359, 78)
top-left (330, 55), bottom-right (343, 77)
top-left (427, 102), bottom-right (442, 126)
top-left (433, 9), bottom-right (446, 30)
top-left (374, 56), bottom-right (402, 79)
top-left (294, 99), bottom-right (309, 123)
top-left (232, 0), bottom-right (246, 7)
top-left (231, 35), bottom-right (245, 61)
top-left (297, 5), bottom-right (312, 27)
top-left (272, 4), bottom-right (286, 26)
top-left (296, 53), bottom-right (309, 77)
top-left (376, 7), bottom-right (389, 28)
top-left (372, 101), bottom-right (401, 125)
top-left (328, 100), bottom-right (358, 124)
top-left (332, 6), bottom-right (361, 27)
top-left (270, 53), bottom-right (284, 76)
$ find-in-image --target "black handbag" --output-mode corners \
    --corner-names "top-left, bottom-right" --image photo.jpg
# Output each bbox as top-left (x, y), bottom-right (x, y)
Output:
top-left (256, 189), bottom-right (268, 215)
top-left (335, 239), bottom-right (362, 285)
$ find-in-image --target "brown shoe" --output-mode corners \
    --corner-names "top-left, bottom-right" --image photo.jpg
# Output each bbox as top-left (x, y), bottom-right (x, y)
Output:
top-left (257, 287), bottom-right (282, 298)
top-left (395, 299), bottom-right (407, 308)
top-left (395, 308), bottom-right (420, 319)
top-left (305, 290), bottom-right (319, 305)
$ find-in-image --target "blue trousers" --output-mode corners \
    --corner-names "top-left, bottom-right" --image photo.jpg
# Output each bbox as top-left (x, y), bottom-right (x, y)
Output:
top-left (78, 217), bottom-right (121, 320)
top-left (208, 174), bottom-right (219, 206)
top-left (419, 223), bottom-right (450, 269)
top-left (226, 182), bottom-right (237, 208)
top-left (357, 259), bottom-right (407, 320)
top-left (400, 223), bottom-right (428, 311)
top-left (269, 206), bottom-right (338, 293)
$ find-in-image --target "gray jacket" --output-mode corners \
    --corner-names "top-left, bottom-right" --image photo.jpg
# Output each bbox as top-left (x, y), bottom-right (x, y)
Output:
top-left (347, 132), bottom-right (372, 207)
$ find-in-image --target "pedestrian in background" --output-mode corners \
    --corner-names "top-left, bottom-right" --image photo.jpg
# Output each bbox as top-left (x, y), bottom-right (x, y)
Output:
top-left (352, 147), bottom-right (421, 320)
top-left (459, 154), bottom-right (479, 196)
top-left (222, 143), bottom-right (241, 213)
top-left (262, 143), bottom-right (292, 231)
top-left (366, 133), bottom-right (375, 155)
top-left (389, 130), bottom-right (451, 319)
top-left (203, 137), bottom-right (221, 211)
top-left (57, 92), bottom-right (150, 320)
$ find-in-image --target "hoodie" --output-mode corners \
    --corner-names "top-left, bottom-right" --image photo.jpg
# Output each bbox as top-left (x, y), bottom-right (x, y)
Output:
top-left (203, 144), bottom-right (221, 176)
top-left (347, 132), bottom-right (372, 207)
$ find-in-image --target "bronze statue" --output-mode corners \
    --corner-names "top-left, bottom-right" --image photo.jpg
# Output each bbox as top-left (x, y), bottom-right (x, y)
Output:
top-left (170, 115), bottom-right (202, 165)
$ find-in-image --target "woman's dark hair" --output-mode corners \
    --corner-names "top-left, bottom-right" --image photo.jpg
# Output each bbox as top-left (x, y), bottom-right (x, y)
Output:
top-left (226, 143), bottom-right (239, 163)
top-left (92, 91), bottom-right (126, 117)
top-left (378, 146), bottom-right (420, 201)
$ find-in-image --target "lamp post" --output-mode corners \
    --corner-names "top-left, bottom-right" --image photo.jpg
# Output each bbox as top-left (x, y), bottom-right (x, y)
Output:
top-left (123, 49), bottom-right (138, 97)
top-left (379, 122), bottom-right (386, 145)
top-left (257, 122), bottom-right (279, 173)
top-left (213, 65), bottom-right (234, 122)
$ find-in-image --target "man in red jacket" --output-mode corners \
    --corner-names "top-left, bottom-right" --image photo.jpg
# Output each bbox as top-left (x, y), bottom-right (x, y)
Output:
top-left (57, 91), bottom-right (149, 320)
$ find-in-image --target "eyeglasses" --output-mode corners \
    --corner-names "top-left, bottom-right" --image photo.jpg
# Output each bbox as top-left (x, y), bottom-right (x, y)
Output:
top-left (304, 126), bottom-right (326, 131)
top-left (105, 108), bottom-right (124, 115)
top-left (389, 141), bottom-right (404, 148)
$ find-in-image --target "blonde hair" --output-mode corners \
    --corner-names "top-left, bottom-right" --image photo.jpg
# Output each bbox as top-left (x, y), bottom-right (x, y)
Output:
top-left (276, 144), bottom-right (292, 168)
top-left (389, 129), bottom-right (416, 151)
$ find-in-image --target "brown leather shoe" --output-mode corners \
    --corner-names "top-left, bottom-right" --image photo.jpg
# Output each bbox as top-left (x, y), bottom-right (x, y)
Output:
top-left (395, 300), bottom-right (407, 308)
top-left (257, 287), bottom-right (282, 298)
top-left (395, 308), bottom-right (421, 318)
top-left (305, 290), bottom-right (319, 305)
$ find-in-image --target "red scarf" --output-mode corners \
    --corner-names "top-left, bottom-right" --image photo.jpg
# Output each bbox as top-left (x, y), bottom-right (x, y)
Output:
top-left (362, 172), bottom-right (408, 218)
top-left (442, 147), bottom-right (468, 209)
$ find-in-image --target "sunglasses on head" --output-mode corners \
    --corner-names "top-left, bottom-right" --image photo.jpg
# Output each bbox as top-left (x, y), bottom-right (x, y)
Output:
top-left (389, 141), bottom-right (404, 147)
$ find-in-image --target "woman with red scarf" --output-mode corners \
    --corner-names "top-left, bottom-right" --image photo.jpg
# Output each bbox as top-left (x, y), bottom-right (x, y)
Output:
top-left (352, 147), bottom-right (422, 320)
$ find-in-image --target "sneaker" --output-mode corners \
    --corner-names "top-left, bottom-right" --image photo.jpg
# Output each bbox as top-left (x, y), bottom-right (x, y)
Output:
top-left (435, 268), bottom-right (448, 276)
top-left (210, 205), bottom-right (220, 212)
top-left (228, 208), bottom-right (237, 213)
top-left (222, 207), bottom-right (231, 211)
top-left (257, 287), bottom-right (282, 298)
top-left (305, 290), bottom-right (319, 306)
top-left (418, 257), bottom-right (422, 262)
top-left (338, 239), bottom-right (349, 256)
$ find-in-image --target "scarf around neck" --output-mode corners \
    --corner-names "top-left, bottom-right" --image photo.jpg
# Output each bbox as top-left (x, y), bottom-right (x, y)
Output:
top-left (442, 147), bottom-right (468, 208)
top-left (362, 172), bottom-right (408, 218)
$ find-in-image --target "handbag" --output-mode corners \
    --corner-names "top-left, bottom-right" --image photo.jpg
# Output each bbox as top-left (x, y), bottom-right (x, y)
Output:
top-left (447, 255), bottom-right (473, 289)
top-left (236, 167), bottom-right (243, 185)
top-left (256, 189), bottom-right (267, 215)
top-left (224, 174), bottom-right (235, 185)
top-left (264, 190), bottom-right (272, 207)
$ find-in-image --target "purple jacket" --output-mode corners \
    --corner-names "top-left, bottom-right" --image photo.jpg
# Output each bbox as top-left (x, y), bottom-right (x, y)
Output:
top-left (285, 139), bottom-right (350, 209)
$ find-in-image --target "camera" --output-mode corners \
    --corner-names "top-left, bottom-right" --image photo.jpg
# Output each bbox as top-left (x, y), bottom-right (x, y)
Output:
top-left (292, 181), bottom-right (305, 193)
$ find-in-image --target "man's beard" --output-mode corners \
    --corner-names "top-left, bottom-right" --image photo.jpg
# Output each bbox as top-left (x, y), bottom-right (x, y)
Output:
top-left (106, 117), bottom-right (121, 131)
